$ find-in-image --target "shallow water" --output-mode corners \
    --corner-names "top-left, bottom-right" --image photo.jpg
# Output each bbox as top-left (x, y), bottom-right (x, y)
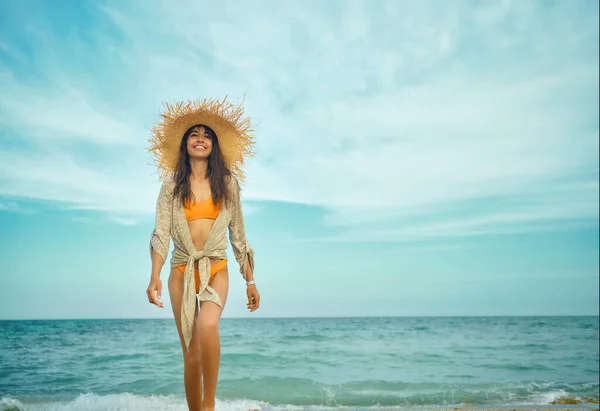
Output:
top-left (1, 316), bottom-right (598, 410)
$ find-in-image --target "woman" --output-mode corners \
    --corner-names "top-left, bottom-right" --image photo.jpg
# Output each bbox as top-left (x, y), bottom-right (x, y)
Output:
top-left (145, 97), bottom-right (260, 411)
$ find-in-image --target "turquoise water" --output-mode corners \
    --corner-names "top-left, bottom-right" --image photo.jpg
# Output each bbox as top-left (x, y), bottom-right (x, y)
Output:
top-left (0, 316), bottom-right (598, 410)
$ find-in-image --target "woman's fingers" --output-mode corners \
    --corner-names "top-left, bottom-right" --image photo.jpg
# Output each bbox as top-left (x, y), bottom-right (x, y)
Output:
top-left (253, 294), bottom-right (260, 311)
top-left (246, 289), bottom-right (260, 312)
top-left (147, 282), bottom-right (164, 308)
top-left (155, 289), bottom-right (163, 308)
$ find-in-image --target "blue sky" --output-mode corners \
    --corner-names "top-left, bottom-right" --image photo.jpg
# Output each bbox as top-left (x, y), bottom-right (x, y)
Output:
top-left (0, 0), bottom-right (598, 319)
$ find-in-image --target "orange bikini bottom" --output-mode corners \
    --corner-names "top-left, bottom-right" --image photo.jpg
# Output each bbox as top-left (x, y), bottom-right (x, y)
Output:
top-left (176, 259), bottom-right (228, 294)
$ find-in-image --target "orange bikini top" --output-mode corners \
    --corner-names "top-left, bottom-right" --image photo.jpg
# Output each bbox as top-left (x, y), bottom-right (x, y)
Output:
top-left (184, 195), bottom-right (221, 221)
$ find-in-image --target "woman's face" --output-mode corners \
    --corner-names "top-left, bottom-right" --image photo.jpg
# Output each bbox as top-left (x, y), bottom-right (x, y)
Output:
top-left (186, 126), bottom-right (213, 159)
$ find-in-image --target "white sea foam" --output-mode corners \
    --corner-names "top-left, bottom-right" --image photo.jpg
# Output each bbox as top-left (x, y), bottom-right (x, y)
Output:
top-left (0, 394), bottom-right (275, 411)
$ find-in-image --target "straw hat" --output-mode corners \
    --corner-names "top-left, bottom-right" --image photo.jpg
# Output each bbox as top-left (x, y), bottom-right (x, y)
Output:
top-left (147, 96), bottom-right (256, 182)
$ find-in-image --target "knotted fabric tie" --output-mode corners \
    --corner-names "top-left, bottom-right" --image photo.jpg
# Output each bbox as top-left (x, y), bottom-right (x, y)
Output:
top-left (180, 250), bottom-right (223, 352)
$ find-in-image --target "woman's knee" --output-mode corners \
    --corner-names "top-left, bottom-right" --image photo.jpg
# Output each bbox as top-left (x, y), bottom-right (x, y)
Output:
top-left (184, 351), bottom-right (202, 368)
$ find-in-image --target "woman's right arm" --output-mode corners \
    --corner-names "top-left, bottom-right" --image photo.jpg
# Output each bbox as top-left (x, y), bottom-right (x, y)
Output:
top-left (147, 179), bottom-right (173, 308)
top-left (149, 179), bottom-right (173, 279)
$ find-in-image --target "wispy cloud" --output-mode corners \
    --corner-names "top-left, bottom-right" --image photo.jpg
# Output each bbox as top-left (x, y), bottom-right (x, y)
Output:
top-left (0, 0), bottom-right (597, 240)
top-left (0, 200), bottom-right (28, 213)
top-left (0, 81), bottom-right (141, 145)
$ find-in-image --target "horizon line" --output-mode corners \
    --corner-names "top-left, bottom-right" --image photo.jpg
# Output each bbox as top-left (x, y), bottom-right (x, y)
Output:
top-left (1, 313), bottom-right (598, 321)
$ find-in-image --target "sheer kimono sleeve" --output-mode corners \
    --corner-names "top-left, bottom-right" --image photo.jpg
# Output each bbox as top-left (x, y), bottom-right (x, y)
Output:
top-left (149, 178), bottom-right (173, 263)
top-left (227, 176), bottom-right (255, 281)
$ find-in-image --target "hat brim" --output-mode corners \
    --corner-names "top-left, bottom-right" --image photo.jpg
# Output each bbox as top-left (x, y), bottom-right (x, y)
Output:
top-left (147, 96), bottom-right (256, 182)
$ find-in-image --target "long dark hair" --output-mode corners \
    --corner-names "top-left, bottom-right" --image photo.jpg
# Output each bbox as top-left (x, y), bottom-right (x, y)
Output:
top-left (172, 124), bottom-right (233, 208)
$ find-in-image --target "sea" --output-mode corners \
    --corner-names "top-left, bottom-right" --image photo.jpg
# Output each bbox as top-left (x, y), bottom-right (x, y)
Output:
top-left (0, 316), bottom-right (598, 411)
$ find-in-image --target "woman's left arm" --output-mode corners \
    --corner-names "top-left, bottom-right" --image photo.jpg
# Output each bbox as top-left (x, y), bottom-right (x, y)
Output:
top-left (227, 176), bottom-right (255, 282)
top-left (227, 176), bottom-right (259, 311)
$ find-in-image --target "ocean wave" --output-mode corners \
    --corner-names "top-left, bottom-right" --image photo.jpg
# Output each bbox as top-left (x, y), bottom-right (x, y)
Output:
top-left (215, 377), bottom-right (599, 408)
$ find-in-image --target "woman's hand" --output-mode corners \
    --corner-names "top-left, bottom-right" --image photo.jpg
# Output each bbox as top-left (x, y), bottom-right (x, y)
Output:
top-left (147, 277), bottom-right (164, 308)
top-left (246, 285), bottom-right (260, 312)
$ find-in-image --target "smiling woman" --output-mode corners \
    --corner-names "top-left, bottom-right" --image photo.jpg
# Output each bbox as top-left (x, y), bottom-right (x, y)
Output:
top-left (175, 124), bottom-right (230, 293)
top-left (145, 96), bottom-right (258, 411)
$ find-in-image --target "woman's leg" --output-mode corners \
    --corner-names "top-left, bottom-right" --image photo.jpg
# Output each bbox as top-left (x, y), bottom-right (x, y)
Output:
top-left (198, 267), bottom-right (229, 411)
top-left (168, 268), bottom-right (203, 411)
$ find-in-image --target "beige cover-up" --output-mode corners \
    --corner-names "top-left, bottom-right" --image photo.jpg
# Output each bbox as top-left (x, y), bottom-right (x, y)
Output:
top-left (150, 175), bottom-right (255, 352)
